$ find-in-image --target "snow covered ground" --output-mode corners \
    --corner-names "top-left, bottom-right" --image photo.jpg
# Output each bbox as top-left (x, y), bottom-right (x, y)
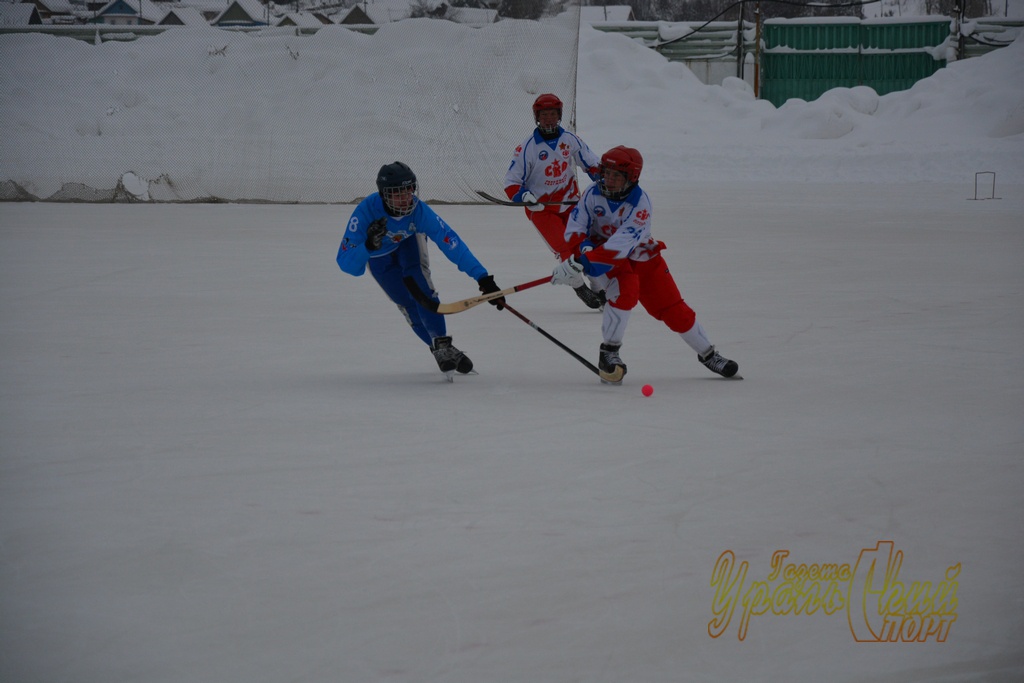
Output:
top-left (1, 19), bottom-right (1023, 683)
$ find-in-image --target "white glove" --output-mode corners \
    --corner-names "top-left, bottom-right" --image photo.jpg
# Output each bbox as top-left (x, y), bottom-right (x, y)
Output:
top-left (551, 256), bottom-right (585, 288)
top-left (521, 191), bottom-right (544, 212)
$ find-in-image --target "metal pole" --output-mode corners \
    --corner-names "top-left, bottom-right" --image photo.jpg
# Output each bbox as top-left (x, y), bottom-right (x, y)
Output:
top-left (754, 2), bottom-right (761, 98)
top-left (737, 0), bottom-right (745, 80)
top-left (957, 4), bottom-right (965, 61)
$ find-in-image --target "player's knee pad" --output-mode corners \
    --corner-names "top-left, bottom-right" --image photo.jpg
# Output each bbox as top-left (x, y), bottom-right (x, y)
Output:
top-left (658, 300), bottom-right (696, 333)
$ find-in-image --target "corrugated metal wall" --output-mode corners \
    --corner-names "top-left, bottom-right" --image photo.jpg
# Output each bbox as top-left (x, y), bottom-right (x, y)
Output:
top-left (591, 17), bottom-right (1020, 106)
top-left (759, 19), bottom-right (952, 106)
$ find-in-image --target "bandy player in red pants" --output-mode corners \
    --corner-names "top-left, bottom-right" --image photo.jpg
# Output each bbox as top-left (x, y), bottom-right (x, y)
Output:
top-left (504, 94), bottom-right (604, 309)
top-left (550, 146), bottom-right (740, 384)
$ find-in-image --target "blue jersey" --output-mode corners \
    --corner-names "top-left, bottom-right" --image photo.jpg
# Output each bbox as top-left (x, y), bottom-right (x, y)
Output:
top-left (337, 194), bottom-right (488, 281)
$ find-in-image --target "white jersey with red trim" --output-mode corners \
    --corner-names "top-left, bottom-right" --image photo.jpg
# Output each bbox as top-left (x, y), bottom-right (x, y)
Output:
top-left (564, 183), bottom-right (662, 264)
top-left (504, 128), bottom-right (601, 204)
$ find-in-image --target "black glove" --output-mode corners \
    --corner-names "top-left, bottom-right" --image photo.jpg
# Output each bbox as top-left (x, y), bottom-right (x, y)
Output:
top-left (477, 274), bottom-right (505, 310)
top-left (365, 217), bottom-right (388, 251)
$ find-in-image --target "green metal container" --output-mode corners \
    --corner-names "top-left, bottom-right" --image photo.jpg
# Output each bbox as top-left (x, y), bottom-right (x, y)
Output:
top-left (759, 19), bottom-right (951, 107)
top-left (859, 52), bottom-right (945, 95)
top-left (860, 20), bottom-right (951, 49)
top-left (763, 20), bottom-right (861, 51)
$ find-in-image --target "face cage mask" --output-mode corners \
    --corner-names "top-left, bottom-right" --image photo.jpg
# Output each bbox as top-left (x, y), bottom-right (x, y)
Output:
top-left (381, 184), bottom-right (418, 217)
top-left (535, 111), bottom-right (561, 136)
top-left (599, 171), bottom-right (633, 201)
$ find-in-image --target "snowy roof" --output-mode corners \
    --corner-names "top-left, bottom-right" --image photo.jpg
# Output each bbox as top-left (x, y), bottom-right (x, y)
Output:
top-left (26, 0), bottom-right (78, 15)
top-left (0, 3), bottom-right (41, 24)
top-left (158, 5), bottom-right (208, 25)
top-left (93, 0), bottom-right (166, 22)
top-left (355, 0), bottom-right (412, 24)
top-left (276, 11), bottom-right (328, 27)
top-left (211, 0), bottom-right (269, 26)
top-left (171, 0), bottom-right (233, 11)
top-left (447, 6), bottom-right (497, 25)
top-left (580, 5), bottom-right (634, 23)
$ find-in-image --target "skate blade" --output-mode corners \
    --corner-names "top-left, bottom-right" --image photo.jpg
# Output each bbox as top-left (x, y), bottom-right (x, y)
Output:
top-left (444, 370), bottom-right (455, 383)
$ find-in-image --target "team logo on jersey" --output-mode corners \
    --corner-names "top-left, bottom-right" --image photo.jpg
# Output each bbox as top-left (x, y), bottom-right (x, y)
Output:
top-left (594, 206), bottom-right (606, 217)
top-left (636, 209), bottom-right (649, 221)
top-left (544, 159), bottom-right (568, 178)
top-left (538, 150), bottom-right (549, 161)
top-left (443, 234), bottom-right (459, 250)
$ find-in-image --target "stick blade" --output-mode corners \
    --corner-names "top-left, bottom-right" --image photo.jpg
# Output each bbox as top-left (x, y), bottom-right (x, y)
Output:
top-left (599, 366), bottom-right (626, 385)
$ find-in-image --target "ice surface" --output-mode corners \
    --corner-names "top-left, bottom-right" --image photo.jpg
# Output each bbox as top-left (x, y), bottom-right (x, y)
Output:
top-left (1, 20), bottom-right (1023, 683)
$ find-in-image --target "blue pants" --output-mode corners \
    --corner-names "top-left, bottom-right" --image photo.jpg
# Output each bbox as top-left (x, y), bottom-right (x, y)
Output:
top-left (368, 234), bottom-right (446, 346)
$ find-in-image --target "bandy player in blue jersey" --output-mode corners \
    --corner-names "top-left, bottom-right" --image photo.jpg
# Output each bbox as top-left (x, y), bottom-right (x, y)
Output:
top-left (550, 146), bottom-right (740, 384)
top-left (337, 162), bottom-right (504, 381)
top-left (504, 94), bottom-right (605, 310)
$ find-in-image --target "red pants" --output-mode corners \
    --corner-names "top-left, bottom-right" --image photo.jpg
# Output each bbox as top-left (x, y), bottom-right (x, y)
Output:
top-left (528, 209), bottom-right (576, 261)
top-left (608, 255), bottom-right (696, 334)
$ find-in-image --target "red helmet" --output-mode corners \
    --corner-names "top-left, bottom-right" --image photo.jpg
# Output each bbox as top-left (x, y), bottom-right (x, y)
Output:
top-left (532, 93), bottom-right (563, 119)
top-left (600, 146), bottom-right (643, 183)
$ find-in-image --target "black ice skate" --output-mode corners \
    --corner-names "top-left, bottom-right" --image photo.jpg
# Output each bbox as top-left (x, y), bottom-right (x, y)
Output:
top-left (431, 336), bottom-right (474, 381)
top-left (574, 285), bottom-right (605, 310)
top-left (699, 346), bottom-right (740, 379)
top-left (598, 342), bottom-right (627, 385)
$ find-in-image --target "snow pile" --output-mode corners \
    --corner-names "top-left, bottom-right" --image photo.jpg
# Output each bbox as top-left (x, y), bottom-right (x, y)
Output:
top-left (0, 21), bottom-right (1022, 202)
top-left (576, 25), bottom-right (1024, 183)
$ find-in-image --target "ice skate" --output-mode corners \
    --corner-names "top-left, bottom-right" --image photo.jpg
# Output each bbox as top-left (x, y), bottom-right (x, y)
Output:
top-left (598, 342), bottom-right (627, 385)
top-left (431, 336), bottom-right (474, 381)
top-left (699, 346), bottom-right (740, 379)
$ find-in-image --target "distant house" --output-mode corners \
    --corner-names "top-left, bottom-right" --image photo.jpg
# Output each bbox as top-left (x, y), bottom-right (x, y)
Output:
top-left (338, 0), bottom-right (411, 25)
top-left (580, 5), bottom-right (634, 23)
top-left (90, 0), bottom-right (165, 25)
top-left (0, 3), bottom-right (43, 24)
top-left (21, 0), bottom-right (77, 23)
top-left (337, 5), bottom-right (371, 25)
top-left (211, 0), bottom-right (269, 27)
top-left (336, 1), bottom-right (498, 26)
top-left (171, 0), bottom-right (226, 22)
top-left (276, 11), bottom-right (330, 28)
top-left (158, 5), bottom-right (208, 25)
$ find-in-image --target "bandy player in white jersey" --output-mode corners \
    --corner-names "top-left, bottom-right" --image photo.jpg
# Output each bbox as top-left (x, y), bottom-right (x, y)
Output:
top-left (550, 146), bottom-right (740, 384)
top-left (503, 93), bottom-right (604, 309)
